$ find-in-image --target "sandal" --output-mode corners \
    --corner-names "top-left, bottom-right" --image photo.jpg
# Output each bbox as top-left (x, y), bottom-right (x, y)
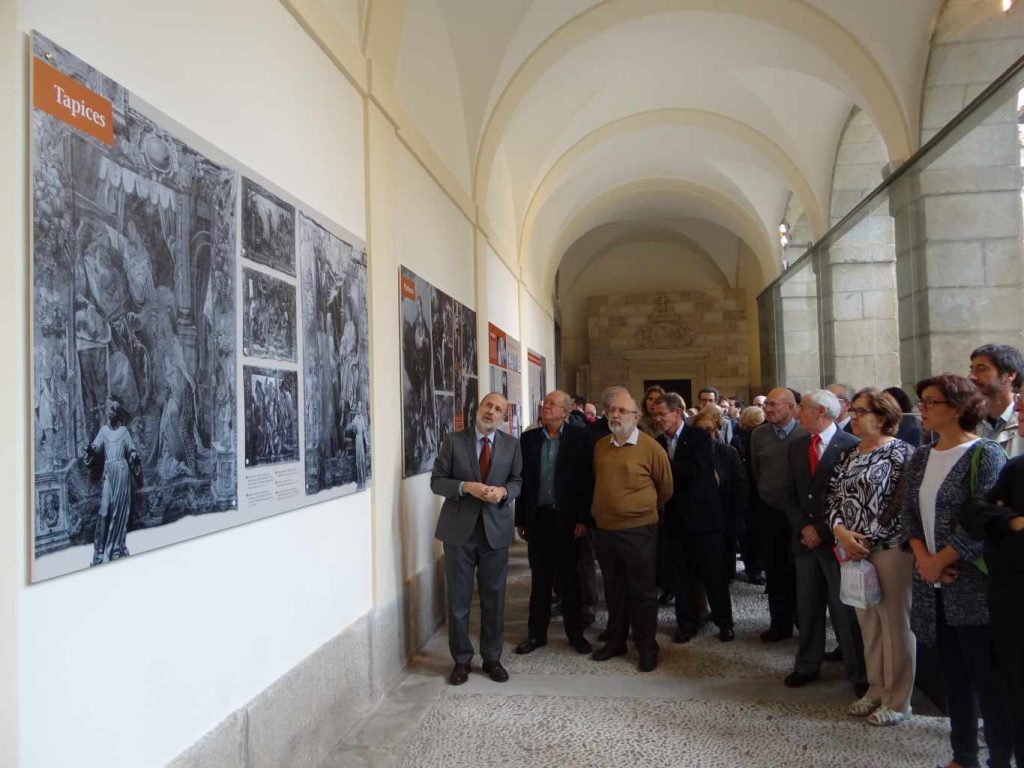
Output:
top-left (847, 696), bottom-right (880, 717)
top-left (867, 706), bottom-right (906, 726)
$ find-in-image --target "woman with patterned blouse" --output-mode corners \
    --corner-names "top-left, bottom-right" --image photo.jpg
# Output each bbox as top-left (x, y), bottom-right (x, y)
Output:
top-left (901, 374), bottom-right (1012, 768)
top-left (826, 388), bottom-right (914, 726)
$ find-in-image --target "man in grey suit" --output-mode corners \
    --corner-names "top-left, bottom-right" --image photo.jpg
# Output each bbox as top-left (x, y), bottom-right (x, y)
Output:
top-left (783, 389), bottom-right (867, 694)
top-left (431, 392), bottom-right (523, 685)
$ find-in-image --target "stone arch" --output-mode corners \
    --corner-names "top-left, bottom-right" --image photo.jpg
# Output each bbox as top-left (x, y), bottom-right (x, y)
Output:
top-left (474, 0), bottom-right (914, 205)
top-left (519, 109), bottom-right (827, 272)
top-left (529, 177), bottom-right (777, 300)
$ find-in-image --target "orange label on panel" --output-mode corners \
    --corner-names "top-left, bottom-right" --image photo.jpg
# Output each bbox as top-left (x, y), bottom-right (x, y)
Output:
top-left (400, 276), bottom-right (416, 300)
top-left (32, 56), bottom-right (114, 146)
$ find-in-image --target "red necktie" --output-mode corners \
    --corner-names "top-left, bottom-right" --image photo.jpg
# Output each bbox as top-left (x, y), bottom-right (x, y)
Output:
top-left (479, 436), bottom-right (491, 482)
top-left (808, 434), bottom-right (821, 475)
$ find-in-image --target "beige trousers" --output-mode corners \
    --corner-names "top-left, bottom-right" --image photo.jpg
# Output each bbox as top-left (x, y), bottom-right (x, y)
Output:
top-left (855, 547), bottom-right (916, 712)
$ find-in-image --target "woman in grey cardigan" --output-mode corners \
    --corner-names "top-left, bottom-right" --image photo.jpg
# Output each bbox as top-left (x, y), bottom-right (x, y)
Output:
top-left (900, 374), bottom-right (1012, 768)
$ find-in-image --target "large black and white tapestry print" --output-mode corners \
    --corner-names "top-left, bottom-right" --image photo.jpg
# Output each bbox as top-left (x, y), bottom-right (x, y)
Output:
top-left (300, 214), bottom-right (371, 496)
top-left (241, 177), bottom-right (295, 276)
top-left (242, 268), bottom-right (297, 362)
top-left (399, 267), bottom-right (479, 477)
top-left (243, 366), bottom-right (299, 468)
top-left (31, 34), bottom-right (237, 580)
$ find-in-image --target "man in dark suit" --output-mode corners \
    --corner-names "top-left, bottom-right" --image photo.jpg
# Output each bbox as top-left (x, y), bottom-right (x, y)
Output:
top-left (650, 392), bottom-right (735, 642)
top-left (514, 390), bottom-right (594, 655)
top-left (784, 389), bottom-right (866, 693)
top-left (431, 392), bottom-right (523, 685)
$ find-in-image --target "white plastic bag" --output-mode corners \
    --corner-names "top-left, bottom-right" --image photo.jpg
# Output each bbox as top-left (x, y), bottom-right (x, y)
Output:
top-left (839, 558), bottom-right (881, 609)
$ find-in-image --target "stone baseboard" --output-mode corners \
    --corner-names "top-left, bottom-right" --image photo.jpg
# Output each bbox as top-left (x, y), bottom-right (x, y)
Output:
top-left (167, 559), bottom-right (446, 768)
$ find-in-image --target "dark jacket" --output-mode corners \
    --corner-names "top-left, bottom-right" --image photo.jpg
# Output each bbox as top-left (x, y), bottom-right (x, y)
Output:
top-left (895, 414), bottom-right (923, 448)
top-left (712, 440), bottom-right (749, 536)
top-left (515, 423), bottom-right (594, 532)
top-left (900, 440), bottom-right (1006, 645)
top-left (730, 426), bottom-right (760, 511)
top-left (960, 454), bottom-right (1024, 582)
top-left (657, 423), bottom-right (722, 535)
top-left (785, 428), bottom-right (860, 555)
top-left (566, 410), bottom-right (587, 429)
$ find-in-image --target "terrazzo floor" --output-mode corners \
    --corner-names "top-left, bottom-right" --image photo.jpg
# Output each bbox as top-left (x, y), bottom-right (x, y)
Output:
top-left (323, 544), bottom-right (955, 768)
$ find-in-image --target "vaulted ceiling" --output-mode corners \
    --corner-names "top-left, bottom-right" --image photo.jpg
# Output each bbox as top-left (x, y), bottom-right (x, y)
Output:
top-left (360, 0), bottom-right (944, 301)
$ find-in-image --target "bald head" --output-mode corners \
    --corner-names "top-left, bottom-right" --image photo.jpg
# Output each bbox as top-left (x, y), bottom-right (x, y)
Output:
top-left (763, 387), bottom-right (798, 427)
top-left (540, 390), bottom-right (571, 432)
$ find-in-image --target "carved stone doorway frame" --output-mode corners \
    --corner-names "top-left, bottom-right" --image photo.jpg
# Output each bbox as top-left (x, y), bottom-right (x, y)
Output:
top-left (623, 349), bottom-right (710, 407)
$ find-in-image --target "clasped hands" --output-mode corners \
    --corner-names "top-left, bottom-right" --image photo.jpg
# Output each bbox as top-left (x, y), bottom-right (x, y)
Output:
top-left (915, 552), bottom-right (958, 586)
top-left (463, 481), bottom-right (507, 504)
top-left (833, 525), bottom-right (871, 560)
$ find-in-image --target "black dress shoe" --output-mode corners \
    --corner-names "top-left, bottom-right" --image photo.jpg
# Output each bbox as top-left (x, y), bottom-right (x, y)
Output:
top-left (449, 663), bottom-right (471, 685)
top-left (481, 660), bottom-right (509, 682)
top-left (760, 627), bottom-right (793, 642)
top-left (570, 638), bottom-right (593, 654)
top-left (657, 590), bottom-right (675, 605)
top-left (824, 647), bottom-right (843, 662)
top-left (783, 671), bottom-right (819, 688)
top-left (718, 628), bottom-right (735, 642)
top-left (638, 655), bottom-right (658, 673)
top-left (514, 638), bottom-right (546, 655)
top-left (673, 629), bottom-right (696, 644)
top-left (591, 644), bottom-right (627, 661)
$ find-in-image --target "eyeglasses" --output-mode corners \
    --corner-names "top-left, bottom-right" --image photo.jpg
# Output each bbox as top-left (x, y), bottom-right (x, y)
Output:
top-left (606, 406), bottom-right (638, 416)
top-left (918, 398), bottom-right (949, 409)
top-left (849, 407), bottom-right (874, 416)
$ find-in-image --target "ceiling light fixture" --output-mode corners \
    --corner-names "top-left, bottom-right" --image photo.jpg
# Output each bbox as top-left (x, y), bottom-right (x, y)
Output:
top-left (1003, 0), bottom-right (1013, 12)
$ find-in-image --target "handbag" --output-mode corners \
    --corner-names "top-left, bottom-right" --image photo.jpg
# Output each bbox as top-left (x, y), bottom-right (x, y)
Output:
top-left (839, 558), bottom-right (881, 609)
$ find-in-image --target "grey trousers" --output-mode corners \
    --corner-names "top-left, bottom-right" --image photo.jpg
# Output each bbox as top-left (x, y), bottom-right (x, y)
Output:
top-left (794, 545), bottom-right (866, 685)
top-left (443, 516), bottom-right (509, 664)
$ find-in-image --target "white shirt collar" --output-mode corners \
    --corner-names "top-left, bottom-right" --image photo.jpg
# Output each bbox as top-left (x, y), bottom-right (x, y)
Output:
top-left (610, 426), bottom-right (640, 447)
top-left (476, 429), bottom-right (494, 444)
top-left (815, 421), bottom-right (837, 449)
top-left (837, 416), bottom-right (851, 430)
top-left (996, 400), bottom-right (1015, 426)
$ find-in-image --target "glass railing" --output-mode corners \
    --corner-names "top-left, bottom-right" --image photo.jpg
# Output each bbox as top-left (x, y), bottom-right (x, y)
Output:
top-left (759, 53), bottom-right (1024, 394)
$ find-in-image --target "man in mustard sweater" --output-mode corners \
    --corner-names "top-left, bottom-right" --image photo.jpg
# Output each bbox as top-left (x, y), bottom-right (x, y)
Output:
top-left (590, 386), bottom-right (674, 671)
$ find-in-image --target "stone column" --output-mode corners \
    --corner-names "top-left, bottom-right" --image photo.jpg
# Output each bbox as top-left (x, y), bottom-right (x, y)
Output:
top-left (777, 260), bottom-right (821, 392)
top-left (892, 0), bottom-right (1024, 388)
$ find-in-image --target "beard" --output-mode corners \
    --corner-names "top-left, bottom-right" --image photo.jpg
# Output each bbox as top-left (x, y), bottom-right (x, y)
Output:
top-left (610, 420), bottom-right (634, 441)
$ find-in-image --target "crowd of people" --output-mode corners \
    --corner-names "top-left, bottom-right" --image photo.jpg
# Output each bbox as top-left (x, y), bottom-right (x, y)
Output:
top-left (429, 343), bottom-right (1024, 768)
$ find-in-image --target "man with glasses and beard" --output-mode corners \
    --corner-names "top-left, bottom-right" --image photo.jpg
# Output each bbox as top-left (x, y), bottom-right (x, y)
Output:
top-left (589, 386), bottom-right (673, 672)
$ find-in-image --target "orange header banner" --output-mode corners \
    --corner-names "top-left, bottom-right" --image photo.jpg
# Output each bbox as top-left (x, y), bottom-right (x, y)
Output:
top-left (400, 275), bottom-right (416, 300)
top-left (32, 56), bottom-right (114, 146)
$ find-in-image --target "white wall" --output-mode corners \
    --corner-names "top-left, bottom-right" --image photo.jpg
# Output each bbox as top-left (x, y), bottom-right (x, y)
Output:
top-left (1, 0), bottom-right (20, 764)
top-left (486, 243), bottom-right (520, 336)
top-left (393, 144), bottom-right (476, 581)
top-left (13, 1), bottom-right (370, 766)
top-left (522, 290), bottom-right (556, 400)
